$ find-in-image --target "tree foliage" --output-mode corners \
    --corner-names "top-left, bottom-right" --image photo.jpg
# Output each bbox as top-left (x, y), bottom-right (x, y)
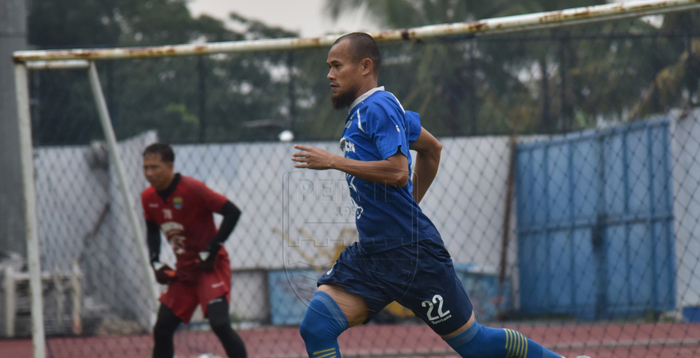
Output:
top-left (26, 0), bottom-right (700, 145)
top-left (27, 0), bottom-right (322, 145)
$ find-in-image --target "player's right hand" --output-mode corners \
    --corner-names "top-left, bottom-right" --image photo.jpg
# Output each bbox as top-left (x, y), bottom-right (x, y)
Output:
top-left (292, 145), bottom-right (335, 170)
top-left (152, 262), bottom-right (176, 284)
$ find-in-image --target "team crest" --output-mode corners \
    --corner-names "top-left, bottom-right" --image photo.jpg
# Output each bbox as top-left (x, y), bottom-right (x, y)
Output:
top-left (173, 197), bottom-right (183, 209)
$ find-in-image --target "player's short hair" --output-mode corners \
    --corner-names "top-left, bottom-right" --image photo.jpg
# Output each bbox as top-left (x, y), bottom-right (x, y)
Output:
top-left (143, 143), bottom-right (175, 163)
top-left (334, 32), bottom-right (381, 74)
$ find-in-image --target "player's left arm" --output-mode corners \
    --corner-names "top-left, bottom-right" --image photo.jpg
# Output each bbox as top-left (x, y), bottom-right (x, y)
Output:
top-left (193, 179), bottom-right (242, 270)
top-left (199, 200), bottom-right (241, 271)
top-left (209, 201), bottom-right (242, 251)
top-left (410, 127), bottom-right (442, 204)
top-left (292, 145), bottom-right (409, 187)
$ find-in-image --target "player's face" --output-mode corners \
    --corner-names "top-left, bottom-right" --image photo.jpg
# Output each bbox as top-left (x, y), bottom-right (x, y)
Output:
top-left (143, 154), bottom-right (174, 191)
top-left (327, 40), bottom-right (362, 110)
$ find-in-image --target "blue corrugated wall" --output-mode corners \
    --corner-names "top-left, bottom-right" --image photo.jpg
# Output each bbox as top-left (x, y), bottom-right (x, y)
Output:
top-left (515, 117), bottom-right (676, 320)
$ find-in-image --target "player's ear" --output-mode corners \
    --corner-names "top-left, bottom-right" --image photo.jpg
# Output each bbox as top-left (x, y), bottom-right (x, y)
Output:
top-left (166, 161), bottom-right (174, 171)
top-left (361, 58), bottom-right (373, 76)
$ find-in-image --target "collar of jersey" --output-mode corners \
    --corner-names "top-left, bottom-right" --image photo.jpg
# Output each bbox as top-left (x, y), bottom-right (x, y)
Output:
top-left (348, 86), bottom-right (385, 114)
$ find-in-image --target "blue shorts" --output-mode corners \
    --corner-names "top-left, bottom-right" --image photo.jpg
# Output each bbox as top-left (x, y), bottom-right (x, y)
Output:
top-left (317, 239), bottom-right (473, 336)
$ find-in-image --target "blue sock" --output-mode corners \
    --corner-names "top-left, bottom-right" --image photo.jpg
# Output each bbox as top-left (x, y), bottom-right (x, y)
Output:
top-left (299, 291), bottom-right (349, 358)
top-left (444, 320), bottom-right (565, 358)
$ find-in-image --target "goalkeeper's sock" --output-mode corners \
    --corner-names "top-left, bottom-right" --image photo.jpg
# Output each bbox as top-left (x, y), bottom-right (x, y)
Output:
top-left (299, 291), bottom-right (348, 358)
top-left (208, 297), bottom-right (247, 358)
top-left (153, 304), bottom-right (182, 358)
top-left (444, 319), bottom-right (564, 358)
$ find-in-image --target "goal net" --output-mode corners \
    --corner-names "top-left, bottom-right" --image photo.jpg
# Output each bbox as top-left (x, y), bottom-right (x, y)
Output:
top-left (9, 2), bottom-right (700, 357)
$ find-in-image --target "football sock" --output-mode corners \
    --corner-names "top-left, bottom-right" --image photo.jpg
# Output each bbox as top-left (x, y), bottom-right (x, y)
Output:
top-left (153, 304), bottom-right (182, 358)
top-left (299, 291), bottom-right (348, 358)
top-left (208, 296), bottom-right (247, 358)
top-left (444, 319), bottom-right (564, 358)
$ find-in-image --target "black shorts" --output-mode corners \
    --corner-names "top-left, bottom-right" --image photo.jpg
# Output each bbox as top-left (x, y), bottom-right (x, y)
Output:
top-left (318, 239), bottom-right (474, 336)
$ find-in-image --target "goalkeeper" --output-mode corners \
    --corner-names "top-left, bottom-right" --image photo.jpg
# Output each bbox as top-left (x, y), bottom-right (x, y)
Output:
top-left (140, 143), bottom-right (247, 358)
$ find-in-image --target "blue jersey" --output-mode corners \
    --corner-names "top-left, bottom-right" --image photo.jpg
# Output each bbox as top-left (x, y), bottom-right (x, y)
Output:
top-left (406, 110), bottom-right (421, 143)
top-left (341, 88), bottom-right (440, 253)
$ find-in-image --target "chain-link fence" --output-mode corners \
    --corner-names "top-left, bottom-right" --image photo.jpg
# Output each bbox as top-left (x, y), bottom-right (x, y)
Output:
top-left (4, 11), bottom-right (700, 358)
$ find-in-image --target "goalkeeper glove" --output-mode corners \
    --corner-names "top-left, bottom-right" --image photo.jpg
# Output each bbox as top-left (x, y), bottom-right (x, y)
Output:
top-left (198, 241), bottom-right (222, 271)
top-left (152, 261), bottom-right (176, 284)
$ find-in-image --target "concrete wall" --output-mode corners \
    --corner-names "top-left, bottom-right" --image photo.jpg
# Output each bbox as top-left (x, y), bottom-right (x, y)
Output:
top-left (670, 109), bottom-right (700, 310)
top-left (171, 136), bottom-right (514, 272)
top-left (32, 134), bottom-right (515, 324)
top-left (25, 111), bottom-right (700, 325)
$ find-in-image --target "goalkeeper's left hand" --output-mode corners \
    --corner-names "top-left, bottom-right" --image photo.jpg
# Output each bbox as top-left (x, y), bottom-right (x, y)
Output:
top-left (152, 262), bottom-right (177, 284)
top-left (198, 241), bottom-right (222, 271)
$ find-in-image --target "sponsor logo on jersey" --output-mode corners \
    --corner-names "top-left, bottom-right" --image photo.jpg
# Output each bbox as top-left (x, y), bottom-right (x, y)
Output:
top-left (173, 196), bottom-right (183, 209)
top-left (161, 221), bottom-right (184, 233)
top-left (347, 175), bottom-right (364, 219)
top-left (340, 138), bottom-right (355, 154)
top-left (149, 203), bottom-right (159, 208)
top-left (211, 281), bottom-right (225, 288)
top-left (170, 235), bottom-right (186, 255)
top-left (163, 209), bottom-right (173, 220)
top-left (161, 221), bottom-right (186, 255)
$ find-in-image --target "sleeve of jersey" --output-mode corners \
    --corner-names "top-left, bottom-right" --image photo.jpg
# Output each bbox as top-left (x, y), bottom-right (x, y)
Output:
top-left (363, 102), bottom-right (410, 160)
top-left (141, 191), bottom-right (153, 221)
top-left (193, 180), bottom-right (229, 212)
top-left (405, 110), bottom-right (422, 144)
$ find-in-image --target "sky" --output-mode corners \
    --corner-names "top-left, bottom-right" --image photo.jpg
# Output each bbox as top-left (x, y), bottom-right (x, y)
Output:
top-left (186, 1), bottom-right (652, 38)
top-left (187, 0), bottom-right (380, 38)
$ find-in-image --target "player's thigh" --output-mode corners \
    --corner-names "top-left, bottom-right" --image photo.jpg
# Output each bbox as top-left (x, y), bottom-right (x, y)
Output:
top-left (442, 311), bottom-right (476, 338)
top-left (197, 262), bottom-right (232, 317)
top-left (161, 281), bottom-right (200, 323)
top-left (318, 284), bottom-right (369, 327)
top-left (395, 241), bottom-right (474, 337)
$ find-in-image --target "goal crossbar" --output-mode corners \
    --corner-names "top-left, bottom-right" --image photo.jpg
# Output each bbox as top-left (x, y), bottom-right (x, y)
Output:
top-left (13, 0), bottom-right (700, 63)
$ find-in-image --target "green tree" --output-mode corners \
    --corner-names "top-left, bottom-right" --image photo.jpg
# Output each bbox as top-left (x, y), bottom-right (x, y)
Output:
top-left (27, 0), bottom-right (322, 144)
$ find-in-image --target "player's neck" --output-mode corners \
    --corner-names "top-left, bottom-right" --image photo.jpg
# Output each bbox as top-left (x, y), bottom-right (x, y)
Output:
top-left (349, 84), bottom-right (382, 112)
top-left (156, 172), bottom-right (178, 192)
top-left (354, 81), bottom-right (377, 101)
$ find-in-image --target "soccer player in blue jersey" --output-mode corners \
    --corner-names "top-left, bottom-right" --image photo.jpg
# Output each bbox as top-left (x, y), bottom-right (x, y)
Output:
top-left (291, 32), bottom-right (569, 358)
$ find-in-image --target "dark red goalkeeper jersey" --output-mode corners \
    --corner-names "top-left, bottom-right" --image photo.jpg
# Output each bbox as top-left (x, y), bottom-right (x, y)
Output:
top-left (141, 175), bottom-right (228, 272)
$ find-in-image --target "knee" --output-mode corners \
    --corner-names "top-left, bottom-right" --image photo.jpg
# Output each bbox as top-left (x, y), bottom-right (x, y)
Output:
top-left (299, 291), bottom-right (349, 343)
top-left (299, 313), bottom-right (334, 343)
top-left (299, 312), bottom-right (321, 342)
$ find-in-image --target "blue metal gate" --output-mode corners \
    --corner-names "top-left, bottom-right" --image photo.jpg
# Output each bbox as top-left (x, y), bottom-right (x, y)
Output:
top-left (515, 117), bottom-right (676, 320)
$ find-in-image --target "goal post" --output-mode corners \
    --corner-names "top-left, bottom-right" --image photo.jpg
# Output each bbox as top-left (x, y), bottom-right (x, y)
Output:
top-left (15, 59), bottom-right (159, 358)
top-left (11, 1), bottom-right (700, 358)
top-left (86, 61), bottom-right (158, 308)
top-left (14, 61), bottom-right (46, 358)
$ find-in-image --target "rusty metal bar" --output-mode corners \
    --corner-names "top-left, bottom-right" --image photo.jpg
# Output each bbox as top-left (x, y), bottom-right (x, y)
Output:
top-left (86, 62), bottom-right (159, 309)
top-left (25, 60), bottom-right (90, 70)
top-left (12, 0), bottom-right (700, 63)
top-left (14, 62), bottom-right (47, 358)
